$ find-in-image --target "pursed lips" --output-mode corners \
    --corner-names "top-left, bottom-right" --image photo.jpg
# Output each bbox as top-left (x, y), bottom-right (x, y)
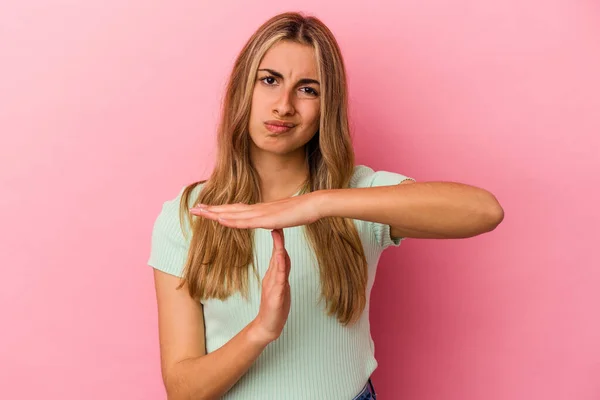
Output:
top-left (264, 120), bottom-right (295, 127)
top-left (264, 120), bottom-right (296, 133)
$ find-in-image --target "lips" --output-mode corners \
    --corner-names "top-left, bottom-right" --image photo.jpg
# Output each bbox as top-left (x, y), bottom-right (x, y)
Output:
top-left (264, 120), bottom-right (295, 128)
top-left (264, 120), bottom-right (296, 134)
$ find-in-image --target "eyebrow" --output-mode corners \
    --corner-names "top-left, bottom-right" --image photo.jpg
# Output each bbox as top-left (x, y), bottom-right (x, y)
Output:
top-left (257, 68), bottom-right (320, 86)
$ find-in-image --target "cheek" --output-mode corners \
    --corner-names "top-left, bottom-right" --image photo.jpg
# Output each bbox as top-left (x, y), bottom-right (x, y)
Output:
top-left (249, 91), bottom-right (258, 115)
top-left (313, 106), bottom-right (321, 122)
top-left (250, 88), bottom-right (266, 115)
top-left (304, 104), bottom-right (320, 128)
top-left (255, 85), bottom-right (275, 104)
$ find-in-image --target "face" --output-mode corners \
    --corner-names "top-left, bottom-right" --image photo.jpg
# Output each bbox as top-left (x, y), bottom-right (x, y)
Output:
top-left (248, 40), bottom-right (321, 157)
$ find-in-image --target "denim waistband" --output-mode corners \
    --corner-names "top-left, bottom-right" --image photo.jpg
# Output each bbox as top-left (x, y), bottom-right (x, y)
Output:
top-left (351, 378), bottom-right (376, 400)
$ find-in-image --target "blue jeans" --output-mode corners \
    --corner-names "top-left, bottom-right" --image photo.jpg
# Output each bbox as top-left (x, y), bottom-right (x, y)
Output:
top-left (351, 378), bottom-right (377, 399)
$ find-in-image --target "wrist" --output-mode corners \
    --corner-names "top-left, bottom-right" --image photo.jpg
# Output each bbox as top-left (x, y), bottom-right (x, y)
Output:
top-left (247, 319), bottom-right (275, 347)
top-left (312, 189), bottom-right (335, 219)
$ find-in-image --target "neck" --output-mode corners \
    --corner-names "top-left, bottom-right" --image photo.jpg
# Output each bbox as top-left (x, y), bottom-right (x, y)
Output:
top-left (250, 145), bottom-right (309, 202)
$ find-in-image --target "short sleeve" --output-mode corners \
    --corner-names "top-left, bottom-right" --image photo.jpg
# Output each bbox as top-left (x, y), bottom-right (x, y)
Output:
top-left (350, 165), bottom-right (416, 250)
top-left (147, 187), bottom-right (192, 278)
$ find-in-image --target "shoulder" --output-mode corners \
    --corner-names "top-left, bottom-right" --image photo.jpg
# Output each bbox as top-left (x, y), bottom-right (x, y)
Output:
top-left (156, 181), bottom-right (204, 223)
top-left (349, 164), bottom-right (415, 189)
top-left (147, 181), bottom-right (206, 277)
top-left (165, 180), bottom-right (206, 209)
top-left (152, 181), bottom-right (207, 247)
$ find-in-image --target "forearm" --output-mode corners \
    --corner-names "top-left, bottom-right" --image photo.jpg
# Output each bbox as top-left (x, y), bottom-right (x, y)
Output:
top-left (317, 182), bottom-right (504, 238)
top-left (166, 320), bottom-right (270, 400)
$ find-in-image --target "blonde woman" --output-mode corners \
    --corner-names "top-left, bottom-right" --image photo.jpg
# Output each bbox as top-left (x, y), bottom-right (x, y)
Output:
top-left (148, 11), bottom-right (504, 400)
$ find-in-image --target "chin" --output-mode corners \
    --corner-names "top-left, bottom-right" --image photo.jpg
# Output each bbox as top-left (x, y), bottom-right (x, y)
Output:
top-left (262, 144), bottom-right (296, 156)
top-left (252, 139), bottom-right (300, 156)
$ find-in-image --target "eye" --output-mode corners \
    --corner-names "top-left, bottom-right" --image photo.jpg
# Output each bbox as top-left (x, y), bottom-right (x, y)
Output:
top-left (300, 87), bottom-right (319, 96)
top-left (259, 76), bottom-right (277, 85)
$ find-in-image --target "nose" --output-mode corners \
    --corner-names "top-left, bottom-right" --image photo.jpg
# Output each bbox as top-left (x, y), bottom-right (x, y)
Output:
top-left (273, 89), bottom-right (295, 117)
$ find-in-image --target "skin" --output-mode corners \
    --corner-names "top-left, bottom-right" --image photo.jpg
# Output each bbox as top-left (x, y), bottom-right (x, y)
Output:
top-left (247, 40), bottom-right (321, 203)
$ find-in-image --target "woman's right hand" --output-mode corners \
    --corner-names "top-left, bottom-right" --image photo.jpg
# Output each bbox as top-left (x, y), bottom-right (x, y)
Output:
top-left (251, 228), bottom-right (291, 344)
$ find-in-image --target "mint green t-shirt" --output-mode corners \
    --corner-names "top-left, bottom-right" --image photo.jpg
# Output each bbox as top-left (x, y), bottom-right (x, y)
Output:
top-left (148, 165), bottom-right (414, 399)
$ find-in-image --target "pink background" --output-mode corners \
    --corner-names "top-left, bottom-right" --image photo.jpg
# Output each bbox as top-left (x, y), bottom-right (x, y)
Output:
top-left (1, 1), bottom-right (599, 399)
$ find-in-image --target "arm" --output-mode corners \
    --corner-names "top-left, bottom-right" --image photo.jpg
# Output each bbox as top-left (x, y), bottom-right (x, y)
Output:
top-left (318, 180), bottom-right (504, 239)
top-left (154, 269), bottom-right (270, 400)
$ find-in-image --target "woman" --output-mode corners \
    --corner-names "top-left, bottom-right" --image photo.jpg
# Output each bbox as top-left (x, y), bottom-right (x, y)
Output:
top-left (148, 11), bottom-right (504, 400)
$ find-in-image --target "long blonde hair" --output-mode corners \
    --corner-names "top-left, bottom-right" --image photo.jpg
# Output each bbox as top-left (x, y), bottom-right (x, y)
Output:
top-left (178, 12), bottom-right (368, 326)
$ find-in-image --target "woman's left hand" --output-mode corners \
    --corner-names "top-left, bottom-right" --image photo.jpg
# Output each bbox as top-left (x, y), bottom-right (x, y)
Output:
top-left (189, 192), bottom-right (326, 230)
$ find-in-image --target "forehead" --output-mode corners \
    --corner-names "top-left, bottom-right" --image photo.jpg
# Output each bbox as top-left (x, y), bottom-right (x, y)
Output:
top-left (259, 41), bottom-right (318, 78)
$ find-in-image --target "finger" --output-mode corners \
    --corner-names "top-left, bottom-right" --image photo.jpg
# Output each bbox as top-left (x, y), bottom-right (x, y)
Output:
top-left (275, 252), bottom-right (288, 285)
top-left (284, 252), bottom-right (291, 279)
top-left (272, 229), bottom-right (284, 252)
top-left (270, 230), bottom-right (288, 288)
top-left (264, 230), bottom-right (282, 290)
top-left (190, 209), bottom-right (259, 220)
top-left (278, 229), bottom-right (291, 279)
top-left (197, 203), bottom-right (253, 212)
top-left (263, 258), bottom-right (276, 292)
top-left (267, 229), bottom-right (278, 267)
top-left (209, 216), bottom-right (276, 230)
top-left (272, 229), bottom-right (290, 279)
